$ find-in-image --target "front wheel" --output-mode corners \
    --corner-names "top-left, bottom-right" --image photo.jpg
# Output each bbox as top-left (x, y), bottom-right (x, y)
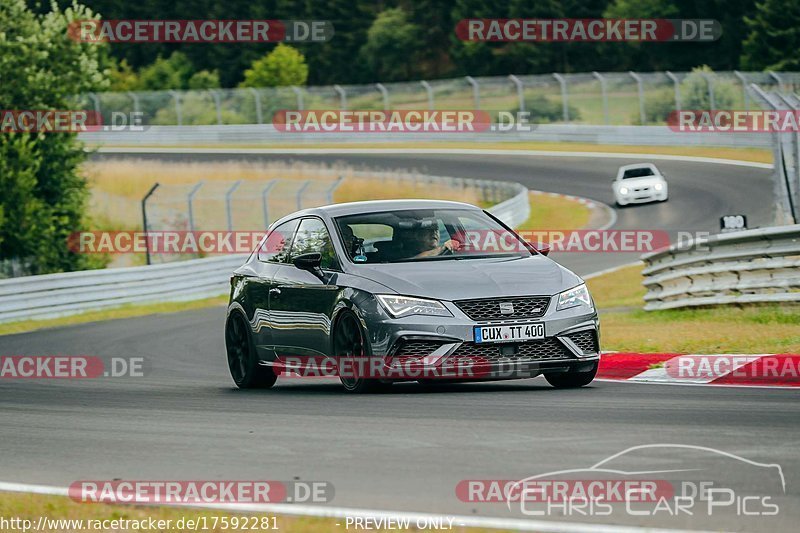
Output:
top-left (225, 312), bottom-right (277, 389)
top-left (334, 311), bottom-right (389, 394)
top-left (544, 362), bottom-right (598, 388)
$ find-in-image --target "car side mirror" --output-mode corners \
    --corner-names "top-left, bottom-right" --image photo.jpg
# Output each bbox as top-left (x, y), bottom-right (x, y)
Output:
top-left (535, 242), bottom-right (551, 256)
top-left (293, 252), bottom-right (322, 271)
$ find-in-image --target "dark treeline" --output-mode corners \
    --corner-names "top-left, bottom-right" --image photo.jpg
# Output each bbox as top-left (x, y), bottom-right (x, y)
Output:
top-left (30, 0), bottom-right (800, 87)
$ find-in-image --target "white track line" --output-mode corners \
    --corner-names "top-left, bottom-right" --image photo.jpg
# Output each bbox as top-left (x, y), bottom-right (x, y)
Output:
top-left (94, 147), bottom-right (773, 169)
top-left (584, 261), bottom-right (643, 280)
top-left (0, 481), bottom-right (703, 533)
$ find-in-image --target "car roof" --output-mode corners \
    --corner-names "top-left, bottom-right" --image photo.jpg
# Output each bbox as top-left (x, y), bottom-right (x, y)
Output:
top-left (618, 162), bottom-right (659, 171)
top-left (290, 199), bottom-right (481, 219)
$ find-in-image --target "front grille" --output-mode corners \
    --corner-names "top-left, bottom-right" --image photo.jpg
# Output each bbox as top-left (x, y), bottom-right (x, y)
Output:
top-left (392, 340), bottom-right (445, 362)
top-left (454, 296), bottom-right (551, 321)
top-left (448, 338), bottom-right (571, 364)
top-left (565, 330), bottom-right (599, 354)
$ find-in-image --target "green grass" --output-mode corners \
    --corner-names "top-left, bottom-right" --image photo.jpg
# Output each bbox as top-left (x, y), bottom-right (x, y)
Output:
top-left (518, 191), bottom-right (592, 231)
top-left (0, 493), bottom-right (504, 533)
top-left (587, 264), bottom-right (800, 353)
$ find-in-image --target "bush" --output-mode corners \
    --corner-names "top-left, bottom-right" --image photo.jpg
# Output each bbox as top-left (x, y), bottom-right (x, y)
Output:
top-left (0, 0), bottom-right (110, 274)
top-left (635, 66), bottom-right (740, 124)
top-left (511, 95), bottom-right (580, 123)
top-left (239, 44), bottom-right (308, 88)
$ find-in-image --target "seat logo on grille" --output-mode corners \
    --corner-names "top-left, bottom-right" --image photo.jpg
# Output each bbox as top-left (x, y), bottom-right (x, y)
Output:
top-left (498, 302), bottom-right (515, 314)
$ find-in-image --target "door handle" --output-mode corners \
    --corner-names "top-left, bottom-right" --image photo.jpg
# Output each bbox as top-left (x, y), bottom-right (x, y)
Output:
top-left (269, 288), bottom-right (281, 296)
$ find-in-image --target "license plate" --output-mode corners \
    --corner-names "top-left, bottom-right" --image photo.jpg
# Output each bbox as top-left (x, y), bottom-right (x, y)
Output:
top-left (474, 322), bottom-right (545, 344)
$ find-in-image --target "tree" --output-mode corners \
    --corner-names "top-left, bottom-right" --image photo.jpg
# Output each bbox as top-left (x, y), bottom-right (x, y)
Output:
top-left (188, 70), bottom-right (221, 90)
top-left (0, 0), bottom-right (109, 275)
top-left (359, 8), bottom-right (421, 82)
top-left (742, 0), bottom-right (800, 70)
top-left (239, 44), bottom-right (308, 88)
top-left (136, 51), bottom-right (194, 91)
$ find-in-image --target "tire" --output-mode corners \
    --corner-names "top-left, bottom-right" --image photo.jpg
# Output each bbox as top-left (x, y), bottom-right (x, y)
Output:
top-left (334, 311), bottom-right (389, 394)
top-left (544, 362), bottom-right (598, 389)
top-left (225, 312), bottom-right (277, 389)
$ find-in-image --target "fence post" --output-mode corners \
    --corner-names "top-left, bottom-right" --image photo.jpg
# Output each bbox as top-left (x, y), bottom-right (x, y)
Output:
top-left (701, 72), bottom-right (716, 110)
top-left (87, 92), bottom-right (101, 121)
top-left (296, 180), bottom-right (312, 210)
top-left (127, 91), bottom-right (140, 115)
top-left (141, 183), bottom-right (160, 266)
top-left (592, 71), bottom-right (609, 125)
top-left (248, 88), bottom-right (263, 124)
top-left (291, 86), bottom-right (304, 110)
top-left (750, 83), bottom-right (796, 224)
top-left (326, 176), bottom-right (344, 203)
top-left (508, 75), bottom-right (525, 112)
top-left (261, 180), bottom-right (278, 227)
top-left (465, 76), bottom-right (480, 109)
top-left (207, 89), bottom-right (223, 125)
top-left (420, 80), bottom-right (434, 110)
top-left (225, 180), bottom-right (243, 232)
top-left (777, 93), bottom-right (800, 223)
top-left (375, 83), bottom-right (390, 110)
top-left (666, 71), bottom-right (682, 111)
top-left (333, 84), bottom-right (347, 110)
top-left (187, 181), bottom-right (204, 232)
top-left (628, 71), bottom-right (646, 124)
top-left (168, 90), bottom-right (182, 125)
top-left (552, 73), bottom-right (569, 122)
top-left (733, 71), bottom-right (750, 111)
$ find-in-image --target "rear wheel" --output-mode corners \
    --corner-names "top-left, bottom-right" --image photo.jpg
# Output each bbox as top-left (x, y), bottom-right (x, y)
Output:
top-left (335, 311), bottom-right (389, 393)
top-left (225, 312), bottom-right (276, 389)
top-left (545, 362), bottom-right (598, 388)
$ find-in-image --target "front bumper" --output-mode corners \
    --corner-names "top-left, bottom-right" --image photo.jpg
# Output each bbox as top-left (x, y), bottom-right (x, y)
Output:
top-left (367, 299), bottom-right (600, 381)
top-left (616, 190), bottom-right (667, 205)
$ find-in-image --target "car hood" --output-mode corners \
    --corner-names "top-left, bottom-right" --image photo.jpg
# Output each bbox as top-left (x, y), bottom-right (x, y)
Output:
top-left (351, 255), bottom-right (581, 301)
top-left (617, 176), bottom-right (663, 187)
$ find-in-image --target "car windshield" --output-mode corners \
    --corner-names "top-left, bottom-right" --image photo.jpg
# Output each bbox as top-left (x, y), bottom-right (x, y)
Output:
top-left (334, 208), bottom-right (533, 263)
top-left (622, 167), bottom-right (656, 179)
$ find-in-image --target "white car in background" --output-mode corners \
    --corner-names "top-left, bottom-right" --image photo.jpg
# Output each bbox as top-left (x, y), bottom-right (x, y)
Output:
top-left (612, 163), bottom-right (669, 206)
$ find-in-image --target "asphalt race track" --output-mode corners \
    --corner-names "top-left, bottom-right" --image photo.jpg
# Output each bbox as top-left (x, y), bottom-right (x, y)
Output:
top-left (2, 151), bottom-right (797, 531)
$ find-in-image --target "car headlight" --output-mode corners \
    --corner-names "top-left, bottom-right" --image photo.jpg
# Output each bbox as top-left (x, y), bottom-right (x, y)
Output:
top-left (619, 186), bottom-right (629, 195)
top-left (376, 295), bottom-right (453, 318)
top-left (654, 183), bottom-right (664, 191)
top-left (556, 283), bottom-right (594, 311)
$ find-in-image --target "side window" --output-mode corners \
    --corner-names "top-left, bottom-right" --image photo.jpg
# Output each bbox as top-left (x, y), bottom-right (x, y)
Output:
top-left (290, 218), bottom-right (339, 270)
top-left (257, 219), bottom-right (299, 263)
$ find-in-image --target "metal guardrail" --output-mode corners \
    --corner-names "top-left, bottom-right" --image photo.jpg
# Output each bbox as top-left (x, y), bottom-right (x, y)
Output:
top-left (0, 255), bottom-right (243, 323)
top-left (641, 225), bottom-right (800, 310)
top-left (79, 124), bottom-right (773, 149)
top-left (0, 174), bottom-right (529, 324)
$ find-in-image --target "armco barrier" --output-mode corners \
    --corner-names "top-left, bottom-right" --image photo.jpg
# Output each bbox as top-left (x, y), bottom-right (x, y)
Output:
top-left (78, 124), bottom-right (773, 149)
top-left (0, 175), bottom-right (528, 324)
top-left (641, 225), bottom-right (800, 310)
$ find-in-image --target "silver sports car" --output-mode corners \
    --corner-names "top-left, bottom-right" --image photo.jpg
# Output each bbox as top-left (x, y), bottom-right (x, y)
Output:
top-left (225, 199), bottom-right (600, 393)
